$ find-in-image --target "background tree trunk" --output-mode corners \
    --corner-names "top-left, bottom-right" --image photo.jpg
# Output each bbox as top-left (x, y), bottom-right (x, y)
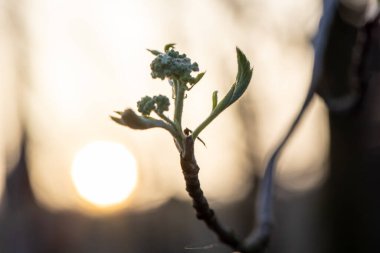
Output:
top-left (320, 3), bottom-right (380, 252)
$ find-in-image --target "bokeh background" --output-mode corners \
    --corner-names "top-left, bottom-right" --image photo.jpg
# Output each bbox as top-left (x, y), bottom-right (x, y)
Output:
top-left (0, 0), bottom-right (348, 252)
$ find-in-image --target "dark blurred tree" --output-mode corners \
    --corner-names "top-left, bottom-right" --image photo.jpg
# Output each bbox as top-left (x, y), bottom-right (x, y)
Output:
top-left (318, 1), bottom-right (380, 253)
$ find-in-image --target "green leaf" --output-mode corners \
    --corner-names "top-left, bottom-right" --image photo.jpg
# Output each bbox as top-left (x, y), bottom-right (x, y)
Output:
top-left (212, 91), bottom-right (218, 111)
top-left (210, 85), bottom-right (235, 117)
top-left (192, 47), bottom-right (253, 139)
top-left (212, 48), bottom-right (252, 113)
top-left (147, 49), bottom-right (162, 56)
top-left (193, 71), bottom-right (206, 85)
top-left (111, 109), bottom-right (169, 130)
top-left (164, 43), bottom-right (176, 52)
top-left (110, 115), bottom-right (124, 125)
top-left (229, 47), bottom-right (253, 105)
top-left (111, 108), bottom-right (183, 150)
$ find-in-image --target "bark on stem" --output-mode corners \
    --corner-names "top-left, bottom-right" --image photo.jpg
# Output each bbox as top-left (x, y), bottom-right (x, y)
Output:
top-left (180, 136), bottom-right (242, 251)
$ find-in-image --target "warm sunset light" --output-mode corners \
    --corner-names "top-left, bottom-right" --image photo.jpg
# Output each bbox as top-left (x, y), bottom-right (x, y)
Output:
top-left (71, 141), bottom-right (138, 207)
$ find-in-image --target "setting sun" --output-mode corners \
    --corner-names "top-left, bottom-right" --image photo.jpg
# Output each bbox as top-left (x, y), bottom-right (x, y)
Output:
top-left (71, 141), bottom-right (138, 207)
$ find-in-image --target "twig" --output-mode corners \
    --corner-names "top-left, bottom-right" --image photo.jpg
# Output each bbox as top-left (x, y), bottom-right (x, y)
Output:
top-left (180, 136), bottom-right (242, 251)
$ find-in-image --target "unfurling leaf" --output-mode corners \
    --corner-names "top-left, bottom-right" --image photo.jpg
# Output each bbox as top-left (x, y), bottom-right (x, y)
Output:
top-left (212, 91), bottom-right (218, 111)
top-left (164, 43), bottom-right (176, 52)
top-left (192, 48), bottom-right (253, 139)
top-left (193, 72), bottom-right (206, 85)
top-left (228, 47), bottom-right (253, 105)
top-left (147, 49), bottom-right (162, 56)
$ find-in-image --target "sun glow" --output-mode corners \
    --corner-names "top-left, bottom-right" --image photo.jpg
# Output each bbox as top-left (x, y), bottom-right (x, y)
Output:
top-left (71, 141), bottom-right (138, 207)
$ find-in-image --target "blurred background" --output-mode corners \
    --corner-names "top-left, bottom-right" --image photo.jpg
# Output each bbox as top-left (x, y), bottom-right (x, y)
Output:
top-left (0, 0), bottom-right (337, 252)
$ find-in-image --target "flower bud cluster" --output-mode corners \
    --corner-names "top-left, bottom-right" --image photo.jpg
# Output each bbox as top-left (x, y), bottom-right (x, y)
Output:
top-left (150, 48), bottom-right (199, 85)
top-left (137, 95), bottom-right (170, 116)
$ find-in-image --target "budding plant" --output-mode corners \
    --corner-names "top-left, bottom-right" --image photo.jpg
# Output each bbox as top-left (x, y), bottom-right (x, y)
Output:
top-left (111, 44), bottom-right (251, 152)
top-left (111, 44), bottom-right (271, 253)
